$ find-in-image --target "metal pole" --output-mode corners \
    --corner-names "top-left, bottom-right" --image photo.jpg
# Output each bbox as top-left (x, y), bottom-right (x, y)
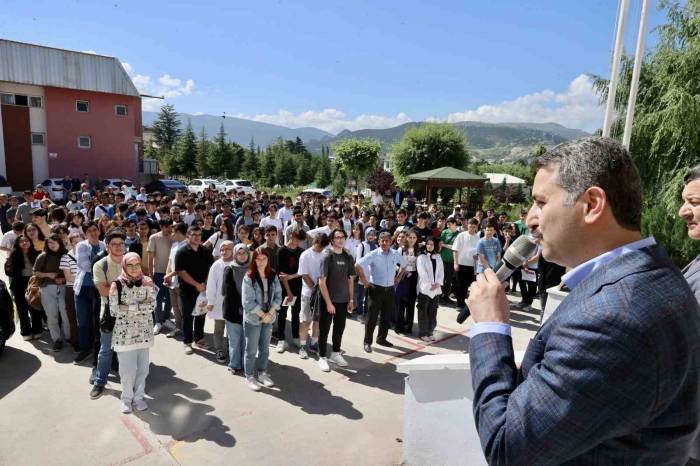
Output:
top-left (622, 0), bottom-right (650, 149)
top-left (602, 0), bottom-right (630, 137)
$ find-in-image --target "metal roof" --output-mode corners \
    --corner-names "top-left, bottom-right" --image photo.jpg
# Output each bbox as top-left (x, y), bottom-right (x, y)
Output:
top-left (483, 172), bottom-right (527, 185)
top-left (0, 39), bottom-right (139, 96)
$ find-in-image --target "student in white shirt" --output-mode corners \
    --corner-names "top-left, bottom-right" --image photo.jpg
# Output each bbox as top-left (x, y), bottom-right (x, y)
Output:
top-left (416, 237), bottom-right (443, 342)
top-left (451, 217), bottom-right (480, 311)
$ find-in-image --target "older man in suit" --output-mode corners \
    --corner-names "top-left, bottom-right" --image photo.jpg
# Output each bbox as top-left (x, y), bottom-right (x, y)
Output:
top-left (468, 137), bottom-right (700, 465)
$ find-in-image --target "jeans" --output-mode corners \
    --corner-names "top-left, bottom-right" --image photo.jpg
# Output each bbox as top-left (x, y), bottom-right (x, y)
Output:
top-left (11, 276), bottom-right (42, 336)
top-left (243, 322), bottom-right (272, 377)
top-left (180, 292), bottom-right (205, 345)
top-left (275, 294), bottom-right (300, 341)
top-left (364, 285), bottom-right (394, 345)
top-left (41, 284), bottom-right (68, 343)
top-left (319, 301), bottom-right (348, 357)
top-left (152, 273), bottom-right (171, 324)
top-left (74, 286), bottom-right (96, 351)
top-left (117, 348), bottom-right (150, 403)
top-left (417, 293), bottom-right (439, 337)
top-left (94, 330), bottom-right (114, 387)
top-left (455, 265), bottom-right (475, 308)
top-left (225, 320), bottom-right (245, 370)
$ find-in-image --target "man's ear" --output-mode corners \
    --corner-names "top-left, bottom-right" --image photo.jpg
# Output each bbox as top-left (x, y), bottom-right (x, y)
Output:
top-left (581, 187), bottom-right (607, 225)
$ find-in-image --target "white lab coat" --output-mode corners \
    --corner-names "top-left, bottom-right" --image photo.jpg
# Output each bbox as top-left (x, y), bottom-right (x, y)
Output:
top-left (416, 253), bottom-right (444, 298)
top-left (205, 258), bottom-right (232, 320)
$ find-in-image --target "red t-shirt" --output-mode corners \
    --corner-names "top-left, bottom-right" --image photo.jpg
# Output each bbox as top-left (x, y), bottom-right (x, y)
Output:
top-left (33, 191), bottom-right (49, 201)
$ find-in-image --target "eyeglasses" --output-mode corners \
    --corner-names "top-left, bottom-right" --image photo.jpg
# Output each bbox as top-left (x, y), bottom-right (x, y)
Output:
top-left (110, 242), bottom-right (126, 247)
top-left (125, 263), bottom-right (141, 268)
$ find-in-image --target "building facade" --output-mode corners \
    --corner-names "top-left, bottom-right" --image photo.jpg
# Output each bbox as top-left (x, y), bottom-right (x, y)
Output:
top-left (0, 39), bottom-right (143, 190)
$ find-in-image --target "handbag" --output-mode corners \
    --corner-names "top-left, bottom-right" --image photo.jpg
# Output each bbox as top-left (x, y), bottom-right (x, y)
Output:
top-left (192, 291), bottom-right (208, 317)
top-left (25, 275), bottom-right (43, 310)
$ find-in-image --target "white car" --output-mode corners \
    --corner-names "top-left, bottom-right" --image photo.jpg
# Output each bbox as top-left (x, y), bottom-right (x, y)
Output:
top-left (41, 178), bottom-right (68, 201)
top-left (99, 178), bottom-right (138, 198)
top-left (224, 179), bottom-right (255, 194)
top-left (188, 178), bottom-right (225, 195)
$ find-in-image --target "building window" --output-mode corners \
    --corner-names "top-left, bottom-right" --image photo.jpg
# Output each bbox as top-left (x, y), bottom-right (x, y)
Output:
top-left (1, 94), bottom-right (14, 105)
top-left (14, 95), bottom-right (28, 106)
top-left (76, 100), bottom-right (89, 112)
top-left (31, 133), bottom-right (45, 145)
top-left (78, 136), bottom-right (91, 149)
top-left (29, 96), bottom-right (43, 108)
top-left (115, 104), bottom-right (128, 116)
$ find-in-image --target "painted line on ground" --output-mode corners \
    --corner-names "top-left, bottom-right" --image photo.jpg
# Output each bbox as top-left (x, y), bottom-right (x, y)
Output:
top-left (106, 417), bottom-right (155, 466)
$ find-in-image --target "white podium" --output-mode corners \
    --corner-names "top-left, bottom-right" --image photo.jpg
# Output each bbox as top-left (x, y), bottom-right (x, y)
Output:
top-left (542, 284), bottom-right (568, 323)
top-left (398, 352), bottom-right (525, 466)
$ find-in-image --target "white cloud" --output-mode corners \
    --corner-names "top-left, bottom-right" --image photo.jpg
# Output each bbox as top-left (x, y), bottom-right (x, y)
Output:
top-left (235, 109), bottom-right (413, 134)
top-left (82, 50), bottom-right (97, 54)
top-left (120, 62), bottom-right (196, 111)
top-left (429, 74), bottom-right (603, 131)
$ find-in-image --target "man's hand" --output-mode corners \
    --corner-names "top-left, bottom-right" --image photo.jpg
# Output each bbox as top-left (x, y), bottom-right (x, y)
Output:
top-left (326, 302), bottom-right (336, 315)
top-left (286, 291), bottom-right (294, 303)
top-left (454, 264), bottom-right (460, 272)
top-left (347, 301), bottom-right (353, 313)
top-left (195, 282), bottom-right (206, 293)
top-left (206, 304), bottom-right (214, 312)
top-left (164, 275), bottom-right (172, 285)
top-left (467, 269), bottom-right (510, 324)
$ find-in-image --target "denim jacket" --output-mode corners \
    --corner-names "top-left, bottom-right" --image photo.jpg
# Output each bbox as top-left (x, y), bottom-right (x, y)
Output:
top-left (241, 273), bottom-right (282, 326)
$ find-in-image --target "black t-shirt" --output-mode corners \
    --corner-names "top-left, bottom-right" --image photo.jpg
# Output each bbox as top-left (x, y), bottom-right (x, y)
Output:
top-left (174, 243), bottom-right (214, 297)
top-left (320, 250), bottom-right (356, 304)
top-left (277, 246), bottom-right (303, 294)
top-left (415, 226), bottom-right (433, 243)
top-left (201, 227), bottom-right (216, 243)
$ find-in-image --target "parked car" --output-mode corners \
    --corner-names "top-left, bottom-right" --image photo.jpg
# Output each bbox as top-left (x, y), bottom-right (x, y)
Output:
top-left (41, 178), bottom-right (69, 201)
top-left (224, 179), bottom-right (255, 194)
top-left (145, 178), bottom-right (188, 197)
top-left (98, 178), bottom-right (138, 198)
top-left (0, 280), bottom-right (16, 356)
top-left (187, 178), bottom-right (224, 195)
top-left (300, 188), bottom-right (332, 198)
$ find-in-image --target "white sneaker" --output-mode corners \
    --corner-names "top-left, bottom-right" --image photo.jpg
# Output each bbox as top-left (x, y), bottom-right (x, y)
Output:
top-left (120, 402), bottom-right (132, 414)
top-left (276, 340), bottom-right (288, 353)
top-left (257, 372), bottom-right (275, 387)
top-left (153, 323), bottom-right (163, 335)
top-left (298, 345), bottom-right (309, 359)
top-left (133, 399), bottom-right (148, 411)
top-left (184, 344), bottom-right (193, 355)
top-left (420, 336), bottom-right (432, 343)
top-left (246, 376), bottom-right (262, 391)
top-left (22, 335), bottom-right (32, 341)
top-left (318, 357), bottom-right (331, 372)
top-left (428, 334), bottom-right (437, 342)
top-left (328, 351), bottom-right (348, 367)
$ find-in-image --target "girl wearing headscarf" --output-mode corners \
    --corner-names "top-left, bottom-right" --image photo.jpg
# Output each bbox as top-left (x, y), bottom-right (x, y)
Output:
top-left (416, 237), bottom-right (444, 342)
top-left (206, 240), bottom-right (235, 364)
top-left (221, 243), bottom-right (251, 375)
top-left (109, 252), bottom-right (156, 414)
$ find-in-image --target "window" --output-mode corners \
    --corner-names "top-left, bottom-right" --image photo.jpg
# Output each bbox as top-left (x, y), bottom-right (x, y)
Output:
top-left (31, 133), bottom-right (45, 145)
top-left (76, 100), bottom-right (89, 112)
top-left (14, 95), bottom-right (28, 106)
top-left (78, 136), bottom-right (91, 148)
top-left (29, 96), bottom-right (43, 108)
top-left (0, 94), bottom-right (14, 105)
top-left (115, 104), bottom-right (128, 116)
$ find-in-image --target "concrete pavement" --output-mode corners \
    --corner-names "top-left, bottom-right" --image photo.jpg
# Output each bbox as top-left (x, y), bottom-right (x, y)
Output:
top-left (0, 295), bottom-right (540, 465)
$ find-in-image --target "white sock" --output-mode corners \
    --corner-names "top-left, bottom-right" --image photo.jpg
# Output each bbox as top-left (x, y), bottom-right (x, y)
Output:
top-left (311, 337), bottom-right (318, 345)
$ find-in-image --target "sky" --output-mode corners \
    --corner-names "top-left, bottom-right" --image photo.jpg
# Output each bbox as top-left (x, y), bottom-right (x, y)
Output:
top-left (0, 0), bottom-right (670, 134)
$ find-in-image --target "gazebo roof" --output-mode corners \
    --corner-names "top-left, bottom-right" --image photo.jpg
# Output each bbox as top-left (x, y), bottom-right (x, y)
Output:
top-left (408, 166), bottom-right (486, 182)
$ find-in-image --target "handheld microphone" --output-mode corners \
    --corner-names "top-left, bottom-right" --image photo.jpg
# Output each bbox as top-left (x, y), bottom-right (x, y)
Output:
top-left (456, 235), bottom-right (537, 324)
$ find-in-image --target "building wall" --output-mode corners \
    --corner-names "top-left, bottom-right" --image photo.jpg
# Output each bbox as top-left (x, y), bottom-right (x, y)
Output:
top-left (0, 82), bottom-right (48, 187)
top-left (44, 87), bottom-right (141, 182)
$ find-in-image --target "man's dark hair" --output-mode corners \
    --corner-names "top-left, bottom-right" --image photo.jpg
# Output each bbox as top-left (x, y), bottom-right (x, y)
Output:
top-left (289, 227), bottom-right (307, 241)
top-left (134, 207), bottom-right (147, 216)
top-left (536, 136), bottom-right (642, 230)
top-left (331, 228), bottom-right (347, 239)
top-left (31, 208), bottom-right (47, 217)
top-left (485, 218), bottom-right (499, 229)
top-left (446, 217), bottom-right (456, 225)
top-left (158, 218), bottom-right (174, 227)
top-left (125, 219), bottom-right (137, 227)
top-left (105, 228), bottom-right (126, 244)
top-left (82, 221), bottom-right (99, 233)
top-left (397, 208), bottom-right (408, 216)
top-left (418, 212), bottom-right (430, 220)
top-left (264, 225), bottom-right (278, 235)
top-left (468, 218), bottom-right (479, 226)
top-left (312, 232), bottom-right (330, 248)
top-left (173, 222), bottom-right (188, 235)
top-left (326, 212), bottom-right (338, 221)
top-left (187, 225), bottom-right (202, 234)
top-left (292, 207), bottom-right (303, 216)
top-left (684, 165), bottom-right (700, 185)
top-left (12, 221), bottom-right (25, 231)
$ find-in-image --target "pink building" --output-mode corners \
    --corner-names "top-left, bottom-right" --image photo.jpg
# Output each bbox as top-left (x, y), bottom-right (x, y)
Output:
top-left (0, 39), bottom-right (144, 190)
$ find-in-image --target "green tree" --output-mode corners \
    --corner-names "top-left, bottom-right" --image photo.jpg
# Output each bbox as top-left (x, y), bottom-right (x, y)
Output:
top-left (176, 121), bottom-right (198, 177)
top-left (196, 128), bottom-right (211, 176)
top-left (275, 153), bottom-right (297, 186)
top-left (259, 147), bottom-right (277, 187)
top-left (295, 157), bottom-right (315, 186)
top-left (391, 123), bottom-right (470, 188)
top-left (209, 123), bottom-right (231, 176)
top-left (589, 0), bottom-right (700, 264)
top-left (151, 104), bottom-right (181, 158)
top-left (225, 141), bottom-right (245, 179)
top-left (242, 139), bottom-right (260, 182)
top-left (315, 154), bottom-right (332, 187)
top-left (332, 138), bottom-right (381, 185)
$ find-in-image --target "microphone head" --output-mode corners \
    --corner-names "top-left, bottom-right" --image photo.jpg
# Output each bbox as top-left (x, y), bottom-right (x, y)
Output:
top-left (504, 235), bottom-right (538, 267)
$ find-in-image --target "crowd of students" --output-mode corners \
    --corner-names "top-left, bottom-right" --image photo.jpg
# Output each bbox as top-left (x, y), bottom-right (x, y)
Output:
top-left (0, 183), bottom-right (561, 413)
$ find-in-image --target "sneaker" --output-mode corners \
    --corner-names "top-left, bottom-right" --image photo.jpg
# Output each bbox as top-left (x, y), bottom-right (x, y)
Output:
top-left (22, 335), bottom-right (32, 341)
top-left (308, 342), bottom-right (319, 353)
top-left (276, 340), bottom-right (288, 353)
top-left (153, 323), bottom-right (163, 335)
top-left (376, 339), bottom-right (394, 348)
top-left (166, 328), bottom-right (181, 338)
top-left (194, 339), bottom-right (209, 350)
top-left (292, 338), bottom-right (300, 348)
top-left (133, 399), bottom-right (148, 411)
top-left (184, 344), bottom-right (193, 355)
top-left (318, 357), bottom-right (331, 372)
top-left (298, 345), bottom-right (309, 359)
top-left (228, 367), bottom-right (240, 375)
top-left (74, 350), bottom-right (92, 364)
top-left (246, 376), bottom-right (262, 391)
top-left (257, 372), bottom-right (275, 387)
top-left (363, 343), bottom-right (372, 353)
top-left (52, 340), bottom-right (63, 352)
top-left (120, 402), bottom-right (132, 414)
top-left (216, 351), bottom-right (227, 364)
top-left (32, 333), bottom-right (42, 340)
top-left (428, 334), bottom-right (437, 342)
top-left (420, 336), bottom-right (432, 343)
top-left (89, 385), bottom-right (105, 399)
top-left (328, 352), bottom-right (348, 367)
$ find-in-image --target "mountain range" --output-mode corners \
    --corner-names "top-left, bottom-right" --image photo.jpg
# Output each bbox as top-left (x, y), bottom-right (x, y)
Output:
top-left (142, 111), bottom-right (589, 161)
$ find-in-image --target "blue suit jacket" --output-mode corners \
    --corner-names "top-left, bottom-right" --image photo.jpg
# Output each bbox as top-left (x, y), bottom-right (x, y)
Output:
top-left (470, 245), bottom-right (700, 465)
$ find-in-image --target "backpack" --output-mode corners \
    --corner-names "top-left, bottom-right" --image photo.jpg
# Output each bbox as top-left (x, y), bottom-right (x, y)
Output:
top-left (25, 275), bottom-right (43, 310)
top-left (92, 253), bottom-right (118, 332)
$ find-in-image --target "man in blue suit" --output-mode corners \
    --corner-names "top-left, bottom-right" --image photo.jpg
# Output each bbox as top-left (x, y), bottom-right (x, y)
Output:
top-left (468, 137), bottom-right (700, 465)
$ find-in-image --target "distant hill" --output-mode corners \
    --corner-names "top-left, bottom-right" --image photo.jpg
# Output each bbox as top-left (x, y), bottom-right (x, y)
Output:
top-left (143, 111), bottom-right (589, 161)
top-left (307, 121), bottom-right (590, 161)
top-left (142, 111), bottom-right (333, 148)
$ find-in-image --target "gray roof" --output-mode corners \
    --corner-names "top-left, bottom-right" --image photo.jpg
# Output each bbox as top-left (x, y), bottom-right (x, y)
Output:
top-left (0, 39), bottom-right (139, 96)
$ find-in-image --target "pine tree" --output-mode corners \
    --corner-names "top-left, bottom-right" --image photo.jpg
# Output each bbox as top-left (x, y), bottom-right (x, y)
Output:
top-left (197, 127), bottom-right (210, 176)
top-left (152, 104), bottom-right (181, 158)
top-left (177, 121), bottom-right (198, 178)
top-left (275, 153), bottom-right (297, 186)
top-left (316, 154), bottom-right (332, 188)
top-left (225, 141), bottom-right (244, 178)
top-left (242, 143), bottom-right (260, 182)
top-left (259, 147), bottom-right (277, 187)
top-left (295, 157), bottom-right (315, 186)
top-left (209, 123), bottom-right (231, 175)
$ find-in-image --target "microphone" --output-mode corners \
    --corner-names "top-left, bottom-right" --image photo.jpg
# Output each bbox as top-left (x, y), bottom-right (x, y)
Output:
top-left (456, 235), bottom-right (537, 324)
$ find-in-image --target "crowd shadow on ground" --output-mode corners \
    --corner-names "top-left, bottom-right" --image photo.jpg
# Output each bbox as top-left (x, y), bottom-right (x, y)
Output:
top-left (509, 309), bottom-right (542, 332)
top-left (0, 345), bottom-right (41, 399)
top-left (119, 363), bottom-right (236, 447)
top-left (260, 360), bottom-right (363, 420)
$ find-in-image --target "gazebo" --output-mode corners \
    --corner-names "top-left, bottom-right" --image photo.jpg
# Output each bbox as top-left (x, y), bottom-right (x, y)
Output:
top-left (407, 166), bottom-right (487, 204)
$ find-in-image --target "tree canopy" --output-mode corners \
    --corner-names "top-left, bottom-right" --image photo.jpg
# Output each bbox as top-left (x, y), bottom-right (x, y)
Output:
top-left (332, 138), bottom-right (381, 181)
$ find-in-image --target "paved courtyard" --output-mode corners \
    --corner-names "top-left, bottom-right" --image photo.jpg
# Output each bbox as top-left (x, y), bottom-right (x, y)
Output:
top-left (0, 292), bottom-right (540, 466)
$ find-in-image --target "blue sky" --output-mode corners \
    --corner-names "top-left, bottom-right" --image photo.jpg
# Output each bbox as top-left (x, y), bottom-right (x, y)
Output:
top-left (1, 0), bottom-right (669, 133)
